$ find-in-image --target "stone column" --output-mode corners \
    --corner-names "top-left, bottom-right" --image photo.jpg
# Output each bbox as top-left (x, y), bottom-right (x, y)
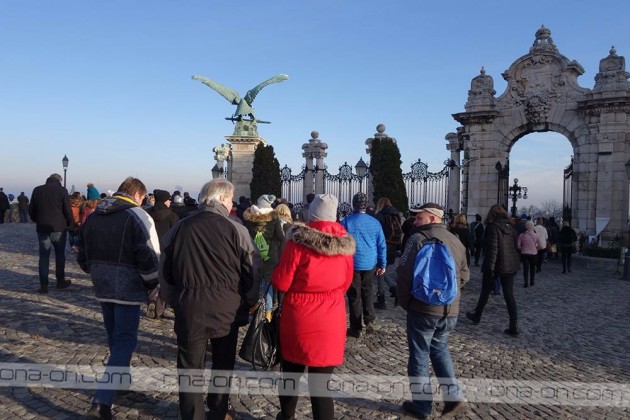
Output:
top-left (225, 120), bottom-right (265, 200)
top-left (445, 132), bottom-right (462, 216)
top-left (301, 131), bottom-right (328, 198)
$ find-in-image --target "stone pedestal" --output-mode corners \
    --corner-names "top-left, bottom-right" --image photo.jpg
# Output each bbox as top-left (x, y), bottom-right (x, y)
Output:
top-left (225, 121), bottom-right (265, 199)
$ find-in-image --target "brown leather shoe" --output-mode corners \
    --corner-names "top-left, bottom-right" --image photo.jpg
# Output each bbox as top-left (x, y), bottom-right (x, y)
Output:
top-left (442, 400), bottom-right (465, 418)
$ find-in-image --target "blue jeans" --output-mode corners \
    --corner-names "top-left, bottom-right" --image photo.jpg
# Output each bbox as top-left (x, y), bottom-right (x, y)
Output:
top-left (19, 209), bottom-right (29, 223)
top-left (406, 313), bottom-right (462, 417)
top-left (37, 231), bottom-right (67, 286)
top-left (261, 277), bottom-right (273, 309)
top-left (93, 303), bottom-right (141, 406)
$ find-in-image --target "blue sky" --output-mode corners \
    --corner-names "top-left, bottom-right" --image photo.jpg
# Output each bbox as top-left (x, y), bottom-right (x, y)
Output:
top-left (1, 0), bottom-right (628, 206)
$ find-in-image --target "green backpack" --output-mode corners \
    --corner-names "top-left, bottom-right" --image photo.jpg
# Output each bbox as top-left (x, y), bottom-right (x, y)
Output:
top-left (255, 231), bottom-right (270, 261)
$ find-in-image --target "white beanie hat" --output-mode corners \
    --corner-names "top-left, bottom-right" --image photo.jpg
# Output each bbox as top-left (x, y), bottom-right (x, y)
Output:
top-left (309, 194), bottom-right (338, 222)
top-left (257, 194), bottom-right (276, 209)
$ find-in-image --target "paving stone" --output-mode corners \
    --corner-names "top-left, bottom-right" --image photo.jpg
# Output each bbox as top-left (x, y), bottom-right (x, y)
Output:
top-left (0, 223), bottom-right (628, 419)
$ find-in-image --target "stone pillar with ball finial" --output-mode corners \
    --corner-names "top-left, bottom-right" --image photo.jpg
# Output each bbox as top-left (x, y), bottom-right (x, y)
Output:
top-left (301, 131), bottom-right (328, 199)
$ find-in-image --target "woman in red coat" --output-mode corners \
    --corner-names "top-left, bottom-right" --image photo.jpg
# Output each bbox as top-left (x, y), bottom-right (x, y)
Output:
top-left (272, 194), bottom-right (355, 420)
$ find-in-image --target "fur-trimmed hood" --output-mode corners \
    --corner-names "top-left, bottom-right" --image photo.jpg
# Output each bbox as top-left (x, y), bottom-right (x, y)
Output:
top-left (243, 205), bottom-right (276, 224)
top-left (287, 223), bottom-right (356, 256)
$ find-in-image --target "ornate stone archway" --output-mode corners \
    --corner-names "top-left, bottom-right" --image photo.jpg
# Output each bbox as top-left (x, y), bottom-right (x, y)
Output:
top-left (449, 26), bottom-right (630, 241)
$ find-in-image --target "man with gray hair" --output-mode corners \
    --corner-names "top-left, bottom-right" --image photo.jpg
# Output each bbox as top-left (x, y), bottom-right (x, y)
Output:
top-left (159, 179), bottom-right (262, 420)
top-left (29, 174), bottom-right (73, 293)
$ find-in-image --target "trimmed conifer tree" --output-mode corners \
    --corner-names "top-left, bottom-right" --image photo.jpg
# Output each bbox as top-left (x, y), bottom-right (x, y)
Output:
top-left (370, 137), bottom-right (409, 213)
top-left (250, 143), bottom-right (282, 202)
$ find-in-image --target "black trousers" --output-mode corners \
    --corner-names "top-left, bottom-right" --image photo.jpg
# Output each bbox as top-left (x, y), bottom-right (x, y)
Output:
top-left (176, 325), bottom-right (238, 420)
top-left (473, 271), bottom-right (518, 330)
top-left (561, 248), bottom-right (573, 272)
top-left (473, 243), bottom-right (482, 265)
top-left (536, 250), bottom-right (545, 271)
top-left (279, 359), bottom-right (335, 420)
top-left (347, 269), bottom-right (376, 330)
top-left (521, 254), bottom-right (537, 285)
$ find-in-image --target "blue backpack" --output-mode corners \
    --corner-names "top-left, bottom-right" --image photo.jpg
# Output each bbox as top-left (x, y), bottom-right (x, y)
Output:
top-left (412, 238), bottom-right (458, 306)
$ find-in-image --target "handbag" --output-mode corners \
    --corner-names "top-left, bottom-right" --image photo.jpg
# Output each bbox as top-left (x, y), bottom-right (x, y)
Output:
top-left (545, 240), bottom-right (553, 253)
top-left (238, 299), bottom-right (281, 371)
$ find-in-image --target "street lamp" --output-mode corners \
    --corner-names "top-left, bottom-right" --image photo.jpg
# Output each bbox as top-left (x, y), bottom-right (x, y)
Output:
top-left (507, 177), bottom-right (528, 218)
top-left (355, 157), bottom-right (368, 191)
top-left (211, 163), bottom-right (223, 179)
top-left (62, 155), bottom-right (69, 189)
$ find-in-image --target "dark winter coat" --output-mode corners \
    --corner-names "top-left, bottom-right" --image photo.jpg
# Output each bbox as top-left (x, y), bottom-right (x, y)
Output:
top-left (77, 193), bottom-right (161, 305)
top-left (375, 205), bottom-right (403, 265)
top-left (558, 226), bottom-right (578, 252)
top-left (450, 223), bottom-right (473, 260)
top-left (0, 192), bottom-right (9, 210)
top-left (17, 193), bottom-right (29, 211)
top-left (146, 203), bottom-right (179, 242)
top-left (29, 177), bottom-right (73, 233)
top-left (481, 216), bottom-right (520, 276)
top-left (159, 201), bottom-right (262, 340)
top-left (396, 223), bottom-right (470, 318)
top-left (243, 207), bottom-right (285, 279)
top-left (272, 221), bottom-right (355, 366)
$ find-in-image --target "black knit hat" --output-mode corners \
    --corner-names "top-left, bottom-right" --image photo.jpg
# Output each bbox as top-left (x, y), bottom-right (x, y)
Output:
top-left (153, 189), bottom-right (171, 203)
top-left (352, 192), bottom-right (369, 210)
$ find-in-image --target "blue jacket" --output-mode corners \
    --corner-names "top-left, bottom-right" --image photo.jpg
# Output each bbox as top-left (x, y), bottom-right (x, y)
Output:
top-left (341, 212), bottom-right (387, 270)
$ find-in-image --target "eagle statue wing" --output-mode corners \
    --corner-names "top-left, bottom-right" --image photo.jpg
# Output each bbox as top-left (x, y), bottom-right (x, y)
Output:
top-left (192, 75), bottom-right (241, 105)
top-left (244, 74), bottom-right (289, 105)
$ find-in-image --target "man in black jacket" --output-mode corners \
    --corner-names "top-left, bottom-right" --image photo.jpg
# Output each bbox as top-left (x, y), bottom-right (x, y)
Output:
top-left (0, 187), bottom-right (10, 223)
top-left (29, 174), bottom-right (73, 293)
top-left (159, 178), bottom-right (261, 420)
top-left (79, 177), bottom-right (161, 420)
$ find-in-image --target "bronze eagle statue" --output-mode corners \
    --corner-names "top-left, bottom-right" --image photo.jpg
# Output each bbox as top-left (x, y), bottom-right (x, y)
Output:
top-left (192, 74), bottom-right (289, 122)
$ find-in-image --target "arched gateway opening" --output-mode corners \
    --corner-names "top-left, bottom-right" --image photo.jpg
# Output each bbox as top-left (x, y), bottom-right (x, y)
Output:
top-left (447, 26), bottom-right (630, 243)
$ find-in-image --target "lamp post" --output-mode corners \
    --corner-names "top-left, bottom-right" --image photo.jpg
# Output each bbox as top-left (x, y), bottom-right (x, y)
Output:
top-left (507, 178), bottom-right (527, 218)
top-left (211, 163), bottom-right (223, 179)
top-left (355, 157), bottom-right (368, 191)
top-left (62, 155), bottom-right (69, 189)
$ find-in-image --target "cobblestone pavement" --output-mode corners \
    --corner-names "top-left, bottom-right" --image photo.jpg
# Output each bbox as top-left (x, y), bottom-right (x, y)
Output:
top-left (0, 223), bottom-right (629, 419)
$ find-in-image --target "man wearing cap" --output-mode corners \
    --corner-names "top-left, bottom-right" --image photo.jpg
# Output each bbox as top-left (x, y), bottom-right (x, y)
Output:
top-left (396, 203), bottom-right (469, 419)
top-left (145, 189), bottom-right (179, 319)
top-left (341, 192), bottom-right (387, 338)
top-left (146, 189), bottom-right (179, 240)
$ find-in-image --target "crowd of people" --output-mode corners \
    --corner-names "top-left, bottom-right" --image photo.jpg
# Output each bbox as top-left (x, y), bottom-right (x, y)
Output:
top-left (6, 173), bottom-right (586, 419)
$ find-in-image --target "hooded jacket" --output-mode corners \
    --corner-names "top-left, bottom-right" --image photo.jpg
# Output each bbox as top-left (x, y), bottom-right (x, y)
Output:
top-left (272, 221), bottom-right (355, 366)
top-left (243, 205), bottom-right (285, 279)
top-left (29, 177), bottom-right (73, 233)
top-left (396, 223), bottom-right (469, 318)
top-left (481, 216), bottom-right (520, 276)
top-left (159, 200), bottom-right (262, 339)
top-left (77, 193), bottom-right (160, 305)
top-left (146, 202), bottom-right (179, 242)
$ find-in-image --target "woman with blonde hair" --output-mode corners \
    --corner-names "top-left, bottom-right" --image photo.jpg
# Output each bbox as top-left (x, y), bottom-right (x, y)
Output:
top-left (275, 203), bottom-right (295, 235)
top-left (517, 220), bottom-right (545, 287)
